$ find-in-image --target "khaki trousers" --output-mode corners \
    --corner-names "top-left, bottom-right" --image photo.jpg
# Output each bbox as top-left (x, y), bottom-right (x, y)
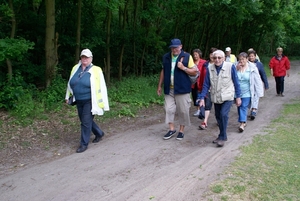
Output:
top-left (164, 89), bottom-right (191, 126)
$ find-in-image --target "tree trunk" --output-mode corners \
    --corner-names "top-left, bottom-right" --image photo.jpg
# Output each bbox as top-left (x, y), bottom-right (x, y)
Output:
top-left (118, 1), bottom-right (129, 81)
top-left (75, 0), bottom-right (82, 63)
top-left (6, 0), bottom-right (16, 80)
top-left (45, 0), bottom-right (57, 88)
top-left (105, 0), bottom-right (112, 84)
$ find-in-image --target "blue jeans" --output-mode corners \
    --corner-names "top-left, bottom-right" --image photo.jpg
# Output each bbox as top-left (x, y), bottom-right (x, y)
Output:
top-left (238, 97), bottom-right (251, 123)
top-left (214, 101), bottom-right (233, 140)
top-left (76, 99), bottom-right (104, 146)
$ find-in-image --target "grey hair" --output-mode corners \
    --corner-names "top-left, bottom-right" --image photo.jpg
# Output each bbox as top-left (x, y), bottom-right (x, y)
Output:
top-left (212, 50), bottom-right (225, 57)
top-left (238, 52), bottom-right (248, 58)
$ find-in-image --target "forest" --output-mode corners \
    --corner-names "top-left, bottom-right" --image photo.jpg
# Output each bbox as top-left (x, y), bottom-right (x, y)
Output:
top-left (0, 0), bottom-right (300, 112)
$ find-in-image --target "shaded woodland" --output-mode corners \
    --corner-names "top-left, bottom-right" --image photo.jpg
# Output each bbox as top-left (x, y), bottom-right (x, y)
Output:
top-left (1, 0), bottom-right (300, 87)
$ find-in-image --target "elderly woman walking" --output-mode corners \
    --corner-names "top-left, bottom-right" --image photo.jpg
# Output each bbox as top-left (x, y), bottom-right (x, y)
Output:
top-left (269, 47), bottom-right (290, 97)
top-left (236, 52), bottom-right (264, 132)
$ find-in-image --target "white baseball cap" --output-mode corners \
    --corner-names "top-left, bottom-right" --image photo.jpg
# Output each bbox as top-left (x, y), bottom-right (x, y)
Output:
top-left (225, 47), bottom-right (231, 52)
top-left (80, 49), bottom-right (93, 57)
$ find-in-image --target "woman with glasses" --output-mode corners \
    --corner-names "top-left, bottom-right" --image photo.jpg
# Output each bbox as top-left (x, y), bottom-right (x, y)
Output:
top-left (65, 49), bottom-right (109, 153)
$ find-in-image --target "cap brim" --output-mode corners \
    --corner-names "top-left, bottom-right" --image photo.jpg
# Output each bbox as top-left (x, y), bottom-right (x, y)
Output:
top-left (169, 45), bottom-right (180, 48)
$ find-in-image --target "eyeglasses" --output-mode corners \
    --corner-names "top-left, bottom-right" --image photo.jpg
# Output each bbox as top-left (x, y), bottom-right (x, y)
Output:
top-left (213, 56), bottom-right (223, 60)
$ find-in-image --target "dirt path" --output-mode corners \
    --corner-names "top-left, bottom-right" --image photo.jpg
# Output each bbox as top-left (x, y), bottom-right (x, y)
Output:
top-left (1, 61), bottom-right (299, 201)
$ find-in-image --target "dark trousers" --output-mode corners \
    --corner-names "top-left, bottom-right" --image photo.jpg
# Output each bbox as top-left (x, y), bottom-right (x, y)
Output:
top-left (275, 76), bottom-right (285, 95)
top-left (191, 83), bottom-right (199, 106)
top-left (76, 99), bottom-right (104, 146)
top-left (214, 100), bottom-right (233, 140)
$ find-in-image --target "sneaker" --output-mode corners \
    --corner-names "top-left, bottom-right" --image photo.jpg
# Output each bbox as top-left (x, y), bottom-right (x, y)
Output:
top-left (193, 110), bottom-right (200, 116)
top-left (250, 111), bottom-right (256, 120)
top-left (163, 130), bottom-right (176, 140)
top-left (198, 122), bottom-right (207, 130)
top-left (176, 132), bottom-right (184, 140)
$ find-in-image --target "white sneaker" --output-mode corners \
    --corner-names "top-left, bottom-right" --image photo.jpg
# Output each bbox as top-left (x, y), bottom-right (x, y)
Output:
top-left (193, 110), bottom-right (200, 116)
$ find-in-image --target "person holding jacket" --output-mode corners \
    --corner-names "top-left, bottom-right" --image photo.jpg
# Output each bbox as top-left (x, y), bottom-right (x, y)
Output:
top-left (236, 52), bottom-right (264, 132)
top-left (157, 38), bottom-right (198, 141)
top-left (198, 50), bottom-right (241, 147)
top-left (269, 47), bottom-right (290, 97)
top-left (197, 47), bottom-right (217, 130)
top-left (65, 49), bottom-right (109, 153)
top-left (191, 49), bottom-right (206, 117)
top-left (248, 50), bottom-right (269, 120)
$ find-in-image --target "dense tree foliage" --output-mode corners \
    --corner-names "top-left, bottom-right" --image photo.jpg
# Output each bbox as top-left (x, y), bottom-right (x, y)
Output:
top-left (0, 0), bottom-right (300, 87)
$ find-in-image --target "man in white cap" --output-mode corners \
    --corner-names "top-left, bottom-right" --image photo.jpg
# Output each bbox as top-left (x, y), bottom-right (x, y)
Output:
top-left (225, 47), bottom-right (237, 63)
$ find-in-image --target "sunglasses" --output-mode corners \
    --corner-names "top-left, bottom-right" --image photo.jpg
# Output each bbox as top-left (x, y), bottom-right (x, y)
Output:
top-left (213, 56), bottom-right (223, 60)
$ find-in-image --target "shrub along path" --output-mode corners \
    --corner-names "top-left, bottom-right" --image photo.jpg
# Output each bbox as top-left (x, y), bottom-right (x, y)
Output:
top-left (0, 61), bottom-right (299, 200)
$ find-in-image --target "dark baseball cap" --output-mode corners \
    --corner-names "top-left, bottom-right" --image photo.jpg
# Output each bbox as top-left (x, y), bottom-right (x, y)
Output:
top-left (169, 38), bottom-right (182, 48)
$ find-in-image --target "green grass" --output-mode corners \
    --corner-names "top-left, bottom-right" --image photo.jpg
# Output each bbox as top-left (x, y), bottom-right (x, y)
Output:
top-left (205, 99), bottom-right (300, 201)
top-left (102, 75), bottom-right (164, 119)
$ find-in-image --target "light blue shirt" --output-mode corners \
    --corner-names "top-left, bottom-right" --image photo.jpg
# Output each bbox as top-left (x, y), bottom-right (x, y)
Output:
top-left (237, 68), bottom-right (251, 98)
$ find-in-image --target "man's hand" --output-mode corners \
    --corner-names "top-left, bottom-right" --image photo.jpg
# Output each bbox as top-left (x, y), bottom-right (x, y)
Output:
top-left (157, 86), bottom-right (162, 96)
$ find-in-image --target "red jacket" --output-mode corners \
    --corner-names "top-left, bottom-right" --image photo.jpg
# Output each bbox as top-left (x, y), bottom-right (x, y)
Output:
top-left (192, 59), bottom-right (206, 90)
top-left (269, 55), bottom-right (290, 77)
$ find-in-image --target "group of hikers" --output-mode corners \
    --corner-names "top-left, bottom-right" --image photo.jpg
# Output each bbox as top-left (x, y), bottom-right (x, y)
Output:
top-left (65, 39), bottom-right (290, 153)
top-left (157, 38), bottom-right (290, 147)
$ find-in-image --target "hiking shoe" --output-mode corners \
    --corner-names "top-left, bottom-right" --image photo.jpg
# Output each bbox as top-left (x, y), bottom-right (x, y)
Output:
top-left (176, 132), bottom-right (184, 140)
top-left (163, 130), bottom-right (176, 140)
top-left (212, 138), bottom-right (220, 144)
top-left (213, 137), bottom-right (227, 143)
top-left (198, 122), bottom-right (207, 130)
top-left (217, 140), bottom-right (225, 147)
top-left (250, 111), bottom-right (256, 120)
top-left (193, 110), bottom-right (200, 116)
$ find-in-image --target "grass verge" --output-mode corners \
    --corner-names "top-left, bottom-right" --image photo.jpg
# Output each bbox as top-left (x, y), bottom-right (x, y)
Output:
top-left (205, 99), bottom-right (300, 201)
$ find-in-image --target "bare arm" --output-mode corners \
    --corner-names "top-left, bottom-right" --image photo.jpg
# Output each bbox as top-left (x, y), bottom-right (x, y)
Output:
top-left (157, 69), bottom-right (164, 96)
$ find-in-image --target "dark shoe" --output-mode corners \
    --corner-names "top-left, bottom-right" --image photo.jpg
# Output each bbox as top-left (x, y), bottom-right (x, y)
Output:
top-left (212, 138), bottom-right (220, 144)
top-left (163, 130), bottom-right (176, 140)
top-left (76, 145), bottom-right (87, 153)
top-left (217, 140), bottom-right (225, 147)
top-left (213, 137), bottom-right (227, 143)
top-left (250, 111), bottom-right (256, 120)
top-left (176, 132), bottom-right (184, 140)
top-left (92, 133), bottom-right (105, 143)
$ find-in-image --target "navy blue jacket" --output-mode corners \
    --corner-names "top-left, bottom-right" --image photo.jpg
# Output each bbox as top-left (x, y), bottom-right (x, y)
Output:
top-left (162, 50), bottom-right (192, 95)
top-left (254, 59), bottom-right (269, 89)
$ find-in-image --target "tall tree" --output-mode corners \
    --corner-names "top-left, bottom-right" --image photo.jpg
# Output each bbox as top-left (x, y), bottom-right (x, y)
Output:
top-left (6, 0), bottom-right (16, 80)
top-left (45, 0), bottom-right (58, 88)
top-left (75, 0), bottom-right (82, 63)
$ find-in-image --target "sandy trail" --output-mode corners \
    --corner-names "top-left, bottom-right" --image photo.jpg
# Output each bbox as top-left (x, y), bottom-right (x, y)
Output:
top-left (1, 61), bottom-right (299, 201)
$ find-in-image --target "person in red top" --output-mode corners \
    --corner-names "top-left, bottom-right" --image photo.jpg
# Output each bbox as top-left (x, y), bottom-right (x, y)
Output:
top-left (191, 49), bottom-right (206, 116)
top-left (269, 47), bottom-right (290, 97)
top-left (197, 47), bottom-right (217, 129)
